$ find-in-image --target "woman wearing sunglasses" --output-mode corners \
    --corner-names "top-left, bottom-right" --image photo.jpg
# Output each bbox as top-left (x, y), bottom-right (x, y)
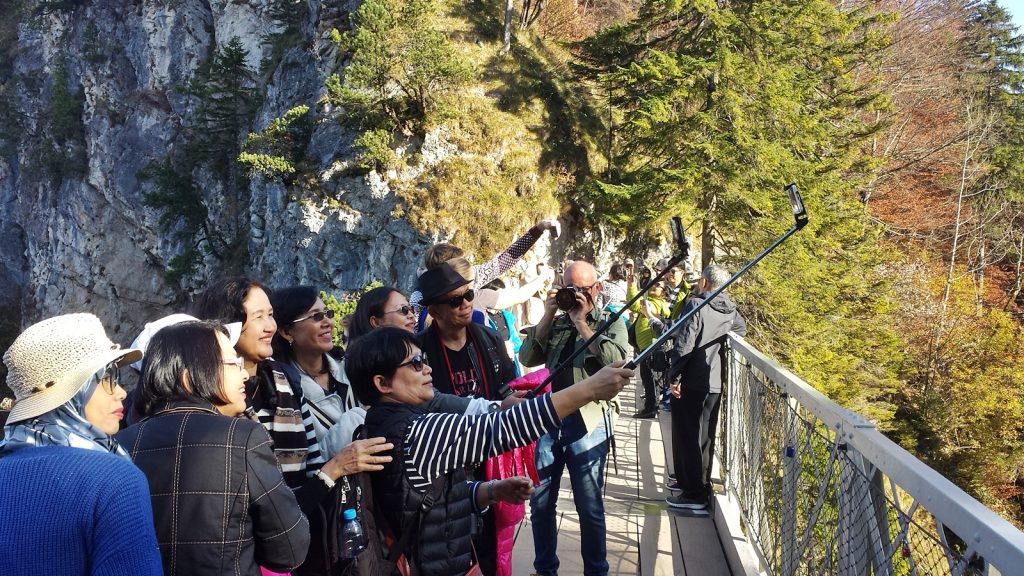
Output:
top-left (194, 278), bottom-right (392, 576)
top-left (346, 326), bottom-right (633, 575)
top-left (271, 286), bottom-right (356, 445)
top-left (116, 321), bottom-right (310, 576)
top-left (0, 313), bottom-right (162, 575)
top-left (348, 285), bottom-right (421, 342)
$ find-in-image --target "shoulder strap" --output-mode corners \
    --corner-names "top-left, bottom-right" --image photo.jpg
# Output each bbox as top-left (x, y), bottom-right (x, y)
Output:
top-left (385, 475), bottom-right (447, 565)
top-left (306, 400), bottom-right (336, 429)
top-left (470, 326), bottom-right (511, 399)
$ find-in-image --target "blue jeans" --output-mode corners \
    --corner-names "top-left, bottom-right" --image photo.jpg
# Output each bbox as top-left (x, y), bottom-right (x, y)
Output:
top-left (530, 411), bottom-right (610, 576)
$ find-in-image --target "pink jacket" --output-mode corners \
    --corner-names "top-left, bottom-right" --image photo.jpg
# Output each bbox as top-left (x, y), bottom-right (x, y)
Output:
top-left (486, 369), bottom-right (550, 576)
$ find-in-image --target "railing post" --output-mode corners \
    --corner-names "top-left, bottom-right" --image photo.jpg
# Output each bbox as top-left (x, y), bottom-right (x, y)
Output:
top-left (780, 392), bottom-right (798, 575)
top-left (837, 437), bottom-right (854, 576)
top-left (868, 462), bottom-right (895, 576)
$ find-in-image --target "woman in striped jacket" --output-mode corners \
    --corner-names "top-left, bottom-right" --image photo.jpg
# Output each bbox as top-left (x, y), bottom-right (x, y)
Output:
top-left (345, 327), bottom-right (633, 575)
top-left (194, 278), bottom-right (392, 576)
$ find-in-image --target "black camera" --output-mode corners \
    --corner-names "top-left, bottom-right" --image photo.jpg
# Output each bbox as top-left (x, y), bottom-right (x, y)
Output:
top-left (555, 286), bottom-right (586, 311)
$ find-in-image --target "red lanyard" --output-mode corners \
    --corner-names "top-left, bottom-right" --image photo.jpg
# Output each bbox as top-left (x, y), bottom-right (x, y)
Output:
top-left (436, 328), bottom-right (491, 398)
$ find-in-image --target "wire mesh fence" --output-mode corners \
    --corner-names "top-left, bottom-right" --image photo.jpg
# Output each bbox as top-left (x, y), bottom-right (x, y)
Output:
top-left (719, 337), bottom-right (1005, 576)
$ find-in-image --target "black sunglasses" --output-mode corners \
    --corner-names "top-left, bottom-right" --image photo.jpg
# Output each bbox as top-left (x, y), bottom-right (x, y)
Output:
top-left (398, 353), bottom-right (429, 372)
top-left (383, 304), bottom-right (422, 317)
top-left (294, 309), bottom-right (337, 323)
top-left (99, 361), bottom-right (121, 395)
top-left (444, 289), bottom-right (475, 308)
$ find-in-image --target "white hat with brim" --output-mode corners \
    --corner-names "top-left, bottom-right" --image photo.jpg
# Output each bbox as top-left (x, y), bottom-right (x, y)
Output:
top-left (3, 313), bottom-right (142, 424)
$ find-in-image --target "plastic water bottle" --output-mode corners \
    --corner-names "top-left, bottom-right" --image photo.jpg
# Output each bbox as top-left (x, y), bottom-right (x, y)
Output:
top-left (339, 508), bottom-right (366, 559)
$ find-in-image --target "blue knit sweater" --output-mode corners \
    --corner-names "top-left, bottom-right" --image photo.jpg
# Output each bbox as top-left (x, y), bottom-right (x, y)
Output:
top-left (0, 445), bottom-right (163, 575)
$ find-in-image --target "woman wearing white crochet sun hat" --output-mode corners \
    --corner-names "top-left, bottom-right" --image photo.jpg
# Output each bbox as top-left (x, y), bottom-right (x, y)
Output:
top-left (0, 313), bottom-right (163, 575)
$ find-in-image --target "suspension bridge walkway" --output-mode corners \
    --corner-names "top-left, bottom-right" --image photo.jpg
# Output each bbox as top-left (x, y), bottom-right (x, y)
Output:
top-left (509, 334), bottom-right (1024, 575)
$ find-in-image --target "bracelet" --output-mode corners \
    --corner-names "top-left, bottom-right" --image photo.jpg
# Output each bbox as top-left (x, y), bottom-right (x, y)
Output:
top-left (315, 469), bottom-right (336, 489)
top-left (486, 480), bottom-right (497, 504)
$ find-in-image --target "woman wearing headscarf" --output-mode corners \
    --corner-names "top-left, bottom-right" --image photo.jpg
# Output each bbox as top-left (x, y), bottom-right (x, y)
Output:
top-left (116, 321), bottom-right (310, 575)
top-left (0, 313), bottom-right (163, 576)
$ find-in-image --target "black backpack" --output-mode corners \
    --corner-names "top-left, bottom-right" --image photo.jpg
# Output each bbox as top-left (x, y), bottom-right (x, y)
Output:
top-left (326, 468), bottom-right (390, 575)
top-left (324, 428), bottom-right (446, 576)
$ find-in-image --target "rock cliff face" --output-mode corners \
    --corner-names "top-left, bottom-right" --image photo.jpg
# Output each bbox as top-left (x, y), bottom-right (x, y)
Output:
top-left (0, 0), bottom-right (648, 392)
top-left (0, 0), bottom-right (441, 349)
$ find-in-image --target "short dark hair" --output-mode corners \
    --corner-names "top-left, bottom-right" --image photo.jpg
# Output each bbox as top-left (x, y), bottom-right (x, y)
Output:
top-left (270, 285), bottom-right (320, 362)
top-left (349, 286), bottom-right (400, 343)
top-left (609, 264), bottom-right (627, 281)
top-left (192, 277), bottom-right (271, 324)
top-left (344, 327), bottom-right (420, 406)
top-left (135, 321), bottom-right (230, 417)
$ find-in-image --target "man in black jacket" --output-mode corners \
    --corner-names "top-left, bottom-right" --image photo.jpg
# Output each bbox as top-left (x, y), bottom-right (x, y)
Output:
top-left (416, 261), bottom-right (517, 574)
top-left (416, 262), bottom-right (516, 402)
top-left (665, 264), bottom-right (746, 510)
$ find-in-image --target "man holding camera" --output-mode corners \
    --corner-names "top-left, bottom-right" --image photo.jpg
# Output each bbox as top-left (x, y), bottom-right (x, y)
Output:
top-left (519, 260), bottom-right (629, 576)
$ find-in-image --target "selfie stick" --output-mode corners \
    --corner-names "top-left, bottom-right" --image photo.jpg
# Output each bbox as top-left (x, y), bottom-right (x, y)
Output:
top-left (524, 216), bottom-right (692, 399)
top-left (626, 183), bottom-right (809, 370)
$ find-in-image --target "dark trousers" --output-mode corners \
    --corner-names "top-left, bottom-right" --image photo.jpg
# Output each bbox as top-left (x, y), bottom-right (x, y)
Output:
top-left (639, 358), bottom-right (657, 413)
top-left (670, 389), bottom-right (722, 499)
top-left (471, 465), bottom-right (497, 575)
top-left (473, 507), bottom-right (496, 575)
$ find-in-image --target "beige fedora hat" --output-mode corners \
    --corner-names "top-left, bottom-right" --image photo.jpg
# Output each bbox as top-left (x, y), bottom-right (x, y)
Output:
top-left (3, 313), bottom-right (142, 424)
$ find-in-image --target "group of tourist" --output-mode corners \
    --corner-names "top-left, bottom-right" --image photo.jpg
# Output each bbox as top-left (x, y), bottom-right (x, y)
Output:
top-left (0, 217), bottom-right (746, 575)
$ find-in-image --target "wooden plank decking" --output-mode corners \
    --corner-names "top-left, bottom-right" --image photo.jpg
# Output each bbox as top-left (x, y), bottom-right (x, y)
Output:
top-left (509, 376), bottom-right (734, 575)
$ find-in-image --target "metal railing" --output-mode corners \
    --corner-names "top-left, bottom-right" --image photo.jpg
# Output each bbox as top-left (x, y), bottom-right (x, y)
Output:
top-left (719, 334), bottom-right (1024, 576)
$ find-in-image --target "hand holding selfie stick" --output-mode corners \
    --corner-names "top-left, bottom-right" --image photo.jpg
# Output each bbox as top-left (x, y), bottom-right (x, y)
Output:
top-left (626, 184), bottom-right (809, 370)
top-left (524, 217), bottom-right (691, 399)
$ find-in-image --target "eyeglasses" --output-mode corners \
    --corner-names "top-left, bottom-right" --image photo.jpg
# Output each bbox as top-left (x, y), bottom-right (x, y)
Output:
top-left (398, 353), bottom-right (429, 372)
top-left (383, 304), bottom-right (422, 317)
top-left (294, 309), bottom-right (336, 323)
top-left (565, 284), bottom-right (596, 292)
top-left (99, 362), bottom-right (121, 395)
top-left (444, 289), bottom-right (475, 308)
top-left (222, 357), bottom-right (246, 372)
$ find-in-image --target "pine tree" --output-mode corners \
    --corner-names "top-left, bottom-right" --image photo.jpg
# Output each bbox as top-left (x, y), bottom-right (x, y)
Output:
top-left (575, 0), bottom-right (902, 419)
top-left (328, 0), bottom-right (472, 134)
top-left (965, 1), bottom-right (1024, 309)
top-left (184, 36), bottom-right (260, 182)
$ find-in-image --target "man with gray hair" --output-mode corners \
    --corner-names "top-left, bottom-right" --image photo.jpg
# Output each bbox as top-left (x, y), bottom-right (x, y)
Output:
top-left (665, 264), bottom-right (746, 510)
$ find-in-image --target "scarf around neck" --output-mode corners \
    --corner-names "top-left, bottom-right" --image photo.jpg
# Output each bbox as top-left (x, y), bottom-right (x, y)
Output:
top-left (0, 370), bottom-right (129, 459)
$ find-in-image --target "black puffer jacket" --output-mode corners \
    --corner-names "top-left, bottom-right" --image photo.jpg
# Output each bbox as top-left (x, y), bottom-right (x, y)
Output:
top-left (364, 403), bottom-right (475, 576)
top-left (116, 399), bottom-right (311, 576)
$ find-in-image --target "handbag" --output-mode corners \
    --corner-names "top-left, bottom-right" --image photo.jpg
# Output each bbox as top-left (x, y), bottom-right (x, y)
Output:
top-left (649, 346), bottom-right (671, 373)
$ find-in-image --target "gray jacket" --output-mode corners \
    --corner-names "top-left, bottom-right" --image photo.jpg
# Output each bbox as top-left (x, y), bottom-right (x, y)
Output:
top-left (667, 291), bottom-right (746, 393)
